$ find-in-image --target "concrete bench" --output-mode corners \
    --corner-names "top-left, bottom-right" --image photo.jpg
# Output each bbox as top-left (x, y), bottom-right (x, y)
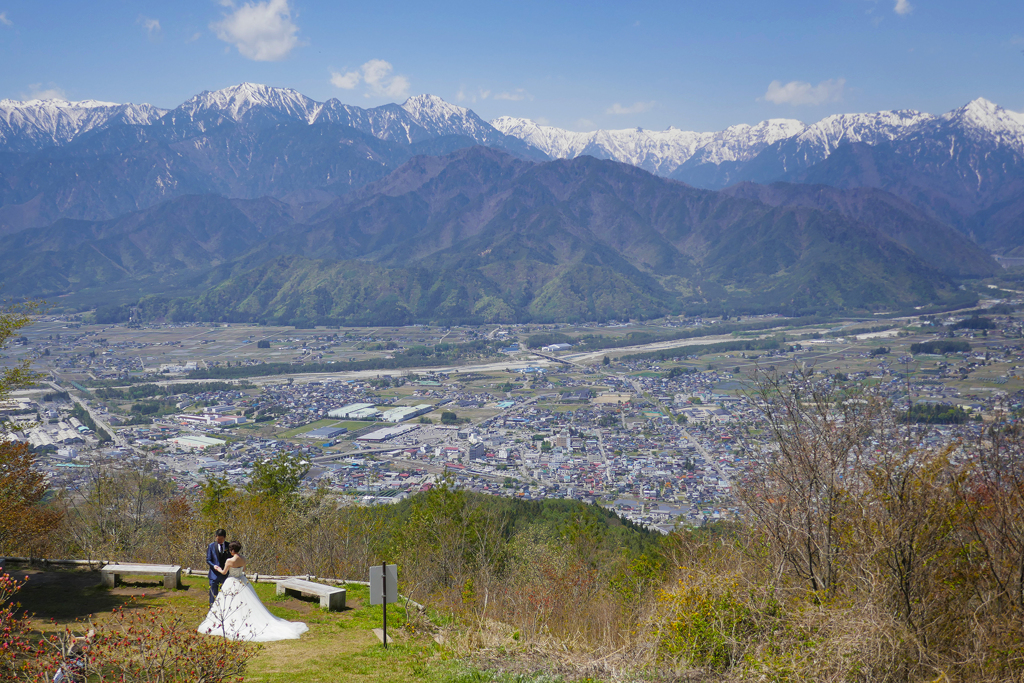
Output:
top-left (275, 578), bottom-right (345, 611)
top-left (100, 563), bottom-right (182, 589)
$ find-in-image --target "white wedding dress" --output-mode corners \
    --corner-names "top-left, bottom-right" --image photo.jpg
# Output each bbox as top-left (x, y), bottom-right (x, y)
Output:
top-left (198, 568), bottom-right (308, 642)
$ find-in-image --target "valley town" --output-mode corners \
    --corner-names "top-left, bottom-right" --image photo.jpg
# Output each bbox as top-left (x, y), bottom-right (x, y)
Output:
top-left (5, 303), bottom-right (1024, 533)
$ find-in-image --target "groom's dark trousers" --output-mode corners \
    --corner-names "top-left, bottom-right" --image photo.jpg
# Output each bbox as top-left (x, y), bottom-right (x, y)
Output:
top-left (207, 541), bottom-right (228, 604)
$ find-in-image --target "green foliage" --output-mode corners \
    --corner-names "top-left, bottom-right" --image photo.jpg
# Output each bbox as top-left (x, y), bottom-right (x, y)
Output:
top-left (200, 475), bottom-right (233, 519)
top-left (910, 339), bottom-right (971, 354)
top-left (95, 381), bottom-right (253, 401)
top-left (525, 333), bottom-right (574, 349)
top-left (623, 337), bottom-right (781, 362)
top-left (130, 400), bottom-right (176, 417)
top-left (246, 452), bottom-right (310, 502)
top-left (0, 302), bottom-right (41, 401)
top-left (659, 585), bottom-right (758, 671)
top-left (440, 411), bottom-right (459, 425)
top-left (901, 402), bottom-right (969, 424)
top-left (610, 554), bottom-right (664, 607)
top-left (951, 316), bottom-right (995, 330)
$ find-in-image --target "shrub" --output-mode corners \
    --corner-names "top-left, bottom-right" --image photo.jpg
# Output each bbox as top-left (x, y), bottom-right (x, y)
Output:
top-left (33, 601), bottom-right (261, 683)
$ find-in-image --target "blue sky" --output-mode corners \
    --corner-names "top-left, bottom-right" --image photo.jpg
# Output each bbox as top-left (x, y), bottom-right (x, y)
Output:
top-left (0, 0), bottom-right (1021, 132)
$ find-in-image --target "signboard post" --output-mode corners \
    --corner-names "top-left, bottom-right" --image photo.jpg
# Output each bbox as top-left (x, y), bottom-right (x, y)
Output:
top-left (369, 563), bottom-right (397, 648)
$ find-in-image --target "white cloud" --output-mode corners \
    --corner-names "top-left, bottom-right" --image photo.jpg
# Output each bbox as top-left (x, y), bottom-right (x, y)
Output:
top-left (360, 59), bottom-right (409, 98)
top-left (762, 78), bottom-right (846, 106)
top-left (24, 83), bottom-right (67, 101)
top-left (0, 12), bottom-right (12, 26)
top-left (331, 60), bottom-right (410, 98)
top-left (494, 89), bottom-right (531, 101)
top-left (606, 101), bottom-right (656, 115)
top-left (894, 0), bottom-right (912, 15)
top-left (211, 0), bottom-right (303, 62)
top-left (139, 16), bottom-right (161, 40)
top-left (574, 118), bottom-right (597, 131)
top-left (455, 86), bottom-right (493, 103)
top-left (188, 32), bottom-right (202, 43)
top-left (330, 70), bottom-right (361, 89)
top-left (377, 75), bottom-right (410, 99)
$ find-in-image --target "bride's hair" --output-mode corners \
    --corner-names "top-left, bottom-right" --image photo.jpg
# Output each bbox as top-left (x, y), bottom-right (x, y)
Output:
top-left (228, 541), bottom-right (242, 553)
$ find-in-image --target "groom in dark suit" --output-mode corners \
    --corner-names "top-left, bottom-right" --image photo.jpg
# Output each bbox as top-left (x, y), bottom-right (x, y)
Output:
top-left (206, 529), bottom-right (229, 604)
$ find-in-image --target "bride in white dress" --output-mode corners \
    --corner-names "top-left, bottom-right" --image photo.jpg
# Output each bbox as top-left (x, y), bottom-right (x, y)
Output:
top-left (198, 541), bottom-right (308, 642)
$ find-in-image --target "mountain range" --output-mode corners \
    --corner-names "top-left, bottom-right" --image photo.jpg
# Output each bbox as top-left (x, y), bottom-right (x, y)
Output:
top-left (0, 83), bottom-right (1019, 323)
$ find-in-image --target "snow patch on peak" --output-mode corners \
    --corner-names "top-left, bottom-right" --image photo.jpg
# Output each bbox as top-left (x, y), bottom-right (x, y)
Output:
top-left (0, 98), bottom-right (168, 149)
top-left (0, 98), bottom-right (121, 109)
top-left (938, 97), bottom-right (1024, 153)
top-left (399, 94), bottom-right (493, 139)
top-left (958, 97), bottom-right (999, 116)
top-left (400, 94), bottom-right (471, 123)
top-left (178, 83), bottom-right (321, 123)
top-left (493, 116), bottom-right (806, 175)
top-left (944, 97), bottom-right (1023, 129)
top-left (694, 118), bottom-right (806, 164)
top-left (789, 109), bottom-right (934, 161)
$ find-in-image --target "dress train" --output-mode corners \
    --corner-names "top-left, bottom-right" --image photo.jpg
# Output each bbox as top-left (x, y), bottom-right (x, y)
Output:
top-left (198, 568), bottom-right (308, 642)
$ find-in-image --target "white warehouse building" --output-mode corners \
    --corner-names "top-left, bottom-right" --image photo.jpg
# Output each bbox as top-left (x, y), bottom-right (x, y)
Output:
top-left (328, 403), bottom-right (379, 419)
top-left (380, 404), bottom-right (434, 423)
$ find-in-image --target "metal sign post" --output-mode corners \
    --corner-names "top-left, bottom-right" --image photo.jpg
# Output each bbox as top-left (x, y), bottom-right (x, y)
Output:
top-left (369, 563), bottom-right (397, 648)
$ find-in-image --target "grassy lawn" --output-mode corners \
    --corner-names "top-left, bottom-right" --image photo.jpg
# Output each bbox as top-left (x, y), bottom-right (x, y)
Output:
top-left (337, 420), bottom-right (373, 432)
top-left (10, 567), bottom-right (479, 683)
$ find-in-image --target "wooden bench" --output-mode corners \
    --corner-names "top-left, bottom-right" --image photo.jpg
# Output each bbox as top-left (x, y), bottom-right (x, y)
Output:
top-left (100, 563), bottom-right (182, 589)
top-left (275, 578), bottom-right (345, 611)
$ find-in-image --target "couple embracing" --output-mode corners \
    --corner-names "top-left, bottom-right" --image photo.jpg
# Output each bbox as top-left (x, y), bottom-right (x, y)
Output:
top-left (198, 528), bottom-right (308, 642)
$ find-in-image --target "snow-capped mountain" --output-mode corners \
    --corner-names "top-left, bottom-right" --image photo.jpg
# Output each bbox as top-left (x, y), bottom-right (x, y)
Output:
top-left (159, 85), bottom-right (542, 156)
top-left (162, 82), bottom-right (322, 133)
top-left (3, 83), bottom-right (1024, 252)
top-left (786, 109), bottom-right (934, 159)
top-left (689, 119), bottom-right (808, 165)
top-left (491, 116), bottom-right (809, 176)
top-left (4, 84), bottom-right (1022, 185)
top-left (719, 109), bottom-right (937, 185)
top-left (0, 98), bottom-right (167, 151)
top-left (493, 109), bottom-right (945, 185)
top-left (401, 94), bottom-right (491, 139)
top-left (491, 117), bottom-right (714, 175)
top-left (916, 98), bottom-right (1024, 154)
top-left (399, 95), bottom-right (544, 158)
top-left (313, 100), bottom-right (432, 144)
top-left (791, 97), bottom-right (1024, 233)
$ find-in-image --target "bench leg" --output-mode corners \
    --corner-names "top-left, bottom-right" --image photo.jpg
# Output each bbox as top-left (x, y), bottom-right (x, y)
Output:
top-left (325, 591), bottom-right (345, 611)
top-left (164, 570), bottom-right (181, 590)
top-left (102, 573), bottom-right (118, 588)
top-left (276, 583), bottom-right (286, 597)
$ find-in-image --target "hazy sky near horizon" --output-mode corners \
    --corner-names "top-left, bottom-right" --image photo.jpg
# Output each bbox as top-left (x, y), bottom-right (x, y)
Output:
top-left (0, 0), bottom-right (1021, 132)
